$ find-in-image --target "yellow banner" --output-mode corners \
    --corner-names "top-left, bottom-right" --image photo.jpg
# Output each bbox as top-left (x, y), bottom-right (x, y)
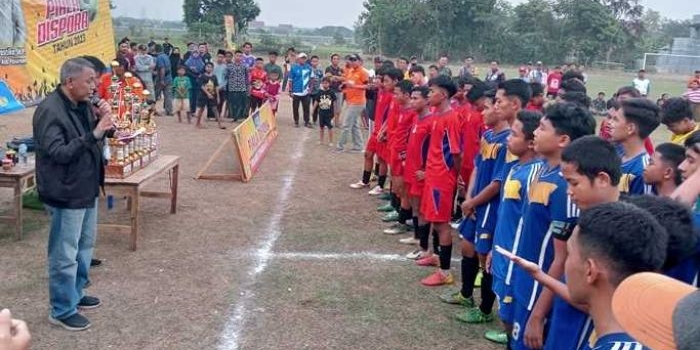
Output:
top-left (224, 15), bottom-right (236, 50)
top-left (233, 103), bottom-right (278, 182)
top-left (0, 0), bottom-right (116, 105)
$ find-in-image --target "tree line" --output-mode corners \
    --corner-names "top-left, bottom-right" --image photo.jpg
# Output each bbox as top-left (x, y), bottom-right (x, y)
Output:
top-left (355, 0), bottom-right (693, 67)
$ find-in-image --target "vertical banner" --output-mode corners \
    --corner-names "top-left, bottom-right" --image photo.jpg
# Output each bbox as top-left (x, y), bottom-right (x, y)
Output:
top-left (233, 102), bottom-right (278, 182)
top-left (223, 15), bottom-right (236, 50)
top-left (0, 0), bottom-right (116, 110)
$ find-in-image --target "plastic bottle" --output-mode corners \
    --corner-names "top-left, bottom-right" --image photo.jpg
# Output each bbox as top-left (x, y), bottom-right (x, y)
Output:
top-left (18, 144), bottom-right (27, 164)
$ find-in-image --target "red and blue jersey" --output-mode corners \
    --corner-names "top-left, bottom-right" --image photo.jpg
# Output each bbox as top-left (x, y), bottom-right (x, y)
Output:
top-left (460, 106), bottom-right (485, 179)
top-left (492, 159), bottom-right (543, 283)
top-left (471, 128), bottom-right (513, 233)
top-left (391, 107), bottom-right (418, 161)
top-left (404, 113), bottom-right (435, 186)
top-left (512, 164), bottom-right (579, 311)
top-left (424, 109), bottom-right (462, 188)
top-left (619, 152), bottom-right (653, 195)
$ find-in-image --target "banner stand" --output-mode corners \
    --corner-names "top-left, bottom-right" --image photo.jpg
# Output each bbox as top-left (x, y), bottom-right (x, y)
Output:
top-left (196, 102), bottom-right (278, 183)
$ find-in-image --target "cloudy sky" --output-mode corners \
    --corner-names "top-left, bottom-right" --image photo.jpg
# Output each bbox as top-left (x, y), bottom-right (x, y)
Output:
top-left (112, 0), bottom-right (697, 27)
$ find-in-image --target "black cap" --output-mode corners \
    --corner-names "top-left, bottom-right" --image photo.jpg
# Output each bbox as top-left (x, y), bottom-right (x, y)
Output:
top-left (345, 54), bottom-right (361, 61)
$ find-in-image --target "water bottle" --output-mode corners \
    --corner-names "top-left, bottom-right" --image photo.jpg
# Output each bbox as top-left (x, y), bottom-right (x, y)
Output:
top-left (107, 195), bottom-right (114, 210)
top-left (18, 144), bottom-right (27, 165)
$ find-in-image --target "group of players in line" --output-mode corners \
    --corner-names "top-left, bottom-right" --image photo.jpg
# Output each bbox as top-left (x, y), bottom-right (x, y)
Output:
top-left (345, 64), bottom-right (700, 350)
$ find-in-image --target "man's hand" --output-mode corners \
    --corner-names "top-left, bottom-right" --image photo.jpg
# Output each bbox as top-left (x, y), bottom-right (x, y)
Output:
top-left (524, 315), bottom-right (545, 349)
top-left (494, 245), bottom-right (541, 276)
top-left (485, 251), bottom-right (493, 274)
top-left (0, 309), bottom-right (31, 350)
top-left (461, 199), bottom-right (475, 217)
top-left (416, 170), bottom-right (425, 181)
top-left (93, 113), bottom-right (114, 139)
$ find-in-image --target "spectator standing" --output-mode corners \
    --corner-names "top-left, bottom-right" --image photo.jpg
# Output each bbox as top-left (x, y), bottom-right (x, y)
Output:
top-left (309, 55), bottom-right (324, 125)
top-left (199, 43), bottom-right (212, 64)
top-left (336, 54), bottom-right (369, 152)
top-left (437, 55), bottom-right (452, 77)
top-left (264, 51), bottom-right (283, 78)
top-left (116, 41), bottom-right (133, 71)
top-left (325, 53), bottom-right (345, 125)
top-left (155, 44), bottom-right (173, 116)
top-left (685, 71), bottom-right (700, 120)
top-left (182, 42), bottom-right (196, 62)
top-left (185, 50), bottom-right (205, 114)
top-left (546, 66), bottom-right (563, 99)
top-left (458, 56), bottom-right (476, 79)
top-left (225, 50), bottom-right (250, 121)
top-left (527, 61), bottom-right (546, 85)
top-left (282, 47), bottom-right (296, 92)
top-left (241, 42), bottom-right (255, 68)
top-left (134, 44), bottom-right (155, 99)
top-left (289, 52), bottom-right (313, 128)
top-left (484, 60), bottom-right (505, 86)
top-left (169, 47), bottom-right (182, 79)
top-left (162, 37), bottom-right (173, 56)
top-left (33, 58), bottom-right (114, 331)
top-left (633, 69), bottom-right (651, 97)
top-left (213, 50), bottom-right (228, 114)
top-left (249, 57), bottom-right (268, 113)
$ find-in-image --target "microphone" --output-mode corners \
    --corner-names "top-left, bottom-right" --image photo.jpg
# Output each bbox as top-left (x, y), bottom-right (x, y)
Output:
top-left (90, 94), bottom-right (101, 107)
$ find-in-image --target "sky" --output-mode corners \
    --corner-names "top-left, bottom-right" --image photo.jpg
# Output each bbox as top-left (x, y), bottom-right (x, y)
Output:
top-left (112, 0), bottom-right (697, 28)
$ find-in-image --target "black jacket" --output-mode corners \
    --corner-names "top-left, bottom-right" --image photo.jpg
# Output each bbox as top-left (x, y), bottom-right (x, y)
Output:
top-left (33, 87), bottom-right (106, 209)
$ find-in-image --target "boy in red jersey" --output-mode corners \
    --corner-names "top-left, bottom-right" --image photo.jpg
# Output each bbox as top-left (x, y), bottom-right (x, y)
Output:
top-left (384, 79), bottom-right (419, 235)
top-left (419, 75), bottom-right (463, 287)
top-left (546, 66), bottom-right (562, 99)
top-left (404, 86), bottom-right (437, 260)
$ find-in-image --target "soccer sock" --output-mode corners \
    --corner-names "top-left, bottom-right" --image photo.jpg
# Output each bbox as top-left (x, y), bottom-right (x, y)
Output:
top-left (439, 244), bottom-right (453, 271)
top-left (378, 175), bottom-right (387, 189)
top-left (479, 271), bottom-right (496, 315)
top-left (362, 170), bottom-right (371, 184)
top-left (400, 208), bottom-right (413, 225)
top-left (460, 256), bottom-right (480, 298)
top-left (390, 194), bottom-right (400, 211)
top-left (412, 216), bottom-right (420, 239)
top-left (374, 163), bottom-right (380, 176)
top-left (432, 229), bottom-right (440, 254)
top-left (418, 224), bottom-right (430, 250)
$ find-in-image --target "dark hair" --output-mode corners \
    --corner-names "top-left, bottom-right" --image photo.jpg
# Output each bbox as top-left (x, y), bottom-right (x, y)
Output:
top-left (243, 42), bottom-right (252, 47)
top-left (684, 131), bottom-right (700, 153)
top-left (620, 98), bottom-right (661, 139)
top-left (562, 135), bottom-right (622, 186)
top-left (310, 55), bottom-right (319, 60)
top-left (498, 79), bottom-right (532, 108)
top-left (176, 65), bottom-right (187, 71)
top-left (330, 53), bottom-right (339, 59)
top-left (616, 86), bottom-right (641, 98)
top-left (205, 62), bottom-right (214, 68)
top-left (560, 78), bottom-right (587, 94)
top-left (428, 75), bottom-right (458, 98)
top-left (490, 60), bottom-right (500, 65)
top-left (321, 76), bottom-right (331, 84)
top-left (199, 42), bottom-right (207, 46)
top-left (517, 110), bottom-right (542, 141)
top-left (464, 56), bottom-right (474, 60)
top-left (398, 57), bottom-right (409, 64)
top-left (544, 102), bottom-right (596, 141)
top-left (428, 64), bottom-right (438, 71)
top-left (234, 50), bottom-right (243, 54)
top-left (576, 202), bottom-right (668, 286)
top-left (269, 51), bottom-right (279, 56)
top-left (384, 68), bottom-right (404, 82)
top-left (130, 42), bottom-right (138, 49)
top-left (561, 70), bottom-right (585, 83)
top-left (529, 82), bottom-right (544, 97)
top-left (80, 56), bottom-right (106, 74)
top-left (655, 143), bottom-right (686, 186)
top-left (397, 79), bottom-right (414, 94)
top-left (560, 91), bottom-right (591, 108)
top-left (661, 97), bottom-right (693, 125)
top-left (409, 65), bottom-right (425, 75)
top-left (466, 82), bottom-right (493, 103)
top-left (598, 92), bottom-right (606, 96)
top-left (624, 195), bottom-right (698, 270)
top-left (255, 57), bottom-right (264, 62)
top-left (411, 86), bottom-right (430, 99)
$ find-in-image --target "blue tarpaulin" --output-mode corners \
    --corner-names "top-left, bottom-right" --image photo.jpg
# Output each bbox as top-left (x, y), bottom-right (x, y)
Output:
top-left (0, 80), bottom-right (24, 115)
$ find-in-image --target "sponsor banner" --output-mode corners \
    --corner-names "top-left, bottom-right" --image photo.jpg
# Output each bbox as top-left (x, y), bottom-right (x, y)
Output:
top-left (232, 102), bottom-right (278, 182)
top-left (0, 0), bottom-right (115, 108)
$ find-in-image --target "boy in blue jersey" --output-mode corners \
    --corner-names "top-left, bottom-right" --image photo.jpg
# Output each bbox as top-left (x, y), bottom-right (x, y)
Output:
top-left (608, 98), bottom-right (661, 195)
top-left (501, 202), bottom-right (667, 350)
top-left (444, 80), bottom-right (532, 323)
top-left (510, 103), bottom-right (595, 350)
top-left (643, 143), bottom-right (686, 197)
top-left (483, 110), bottom-right (543, 346)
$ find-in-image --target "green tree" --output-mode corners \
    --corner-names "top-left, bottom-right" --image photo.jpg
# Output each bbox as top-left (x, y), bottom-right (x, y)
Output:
top-left (333, 32), bottom-right (346, 46)
top-left (183, 0), bottom-right (261, 41)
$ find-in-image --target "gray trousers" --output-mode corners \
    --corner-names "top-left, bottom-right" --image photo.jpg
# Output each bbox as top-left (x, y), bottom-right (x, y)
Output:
top-left (337, 103), bottom-right (365, 150)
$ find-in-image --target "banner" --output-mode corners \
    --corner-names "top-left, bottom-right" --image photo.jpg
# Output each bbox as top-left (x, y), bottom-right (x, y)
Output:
top-left (233, 102), bottom-right (278, 182)
top-left (0, 80), bottom-right (24, 114)
top-left (223, 15), bottom-right (236, 50)
top-left (0, 0), bottom-right (116, 109)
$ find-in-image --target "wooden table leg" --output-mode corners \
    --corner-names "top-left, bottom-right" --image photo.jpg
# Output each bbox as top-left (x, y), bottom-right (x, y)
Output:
top-left (14, 179), bottom-right (22, 241)
top-left (130, 188), bottom-right (139, 251)
top-left (170, 164), bottom-right (179, 214)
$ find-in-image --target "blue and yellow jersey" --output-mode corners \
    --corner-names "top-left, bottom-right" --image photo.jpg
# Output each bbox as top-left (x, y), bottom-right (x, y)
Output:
top-left (471, 128), bottom-right (511, 233)
top-left (512, 165), bottom-right (579, 310)
top-left (619, 152), bottom-right (653, 195)
top-left (492, 159), bottom-right (542, 283)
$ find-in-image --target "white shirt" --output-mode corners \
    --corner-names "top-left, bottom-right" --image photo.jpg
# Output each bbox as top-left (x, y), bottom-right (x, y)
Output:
top-left (633, 78), bottom-right (651, 96)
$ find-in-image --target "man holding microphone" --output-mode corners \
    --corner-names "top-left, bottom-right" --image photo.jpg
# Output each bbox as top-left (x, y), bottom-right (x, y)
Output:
top-left (33, 57), bottom-right (114, 331)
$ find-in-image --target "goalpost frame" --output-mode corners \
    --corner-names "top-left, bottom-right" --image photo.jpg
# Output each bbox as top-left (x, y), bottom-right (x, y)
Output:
top-left (642, 52), bottom-right (700, 71)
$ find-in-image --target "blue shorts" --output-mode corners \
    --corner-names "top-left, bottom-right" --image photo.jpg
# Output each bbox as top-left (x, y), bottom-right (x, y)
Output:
top-left (493, 277), bottom-right (514, 324)
top-left (458, 217), bottom-right (476, 242)
top-left (511, 302), bottom-right (533, 350)
top-left (544, 297), bottom-right (592, 350)
top-left (475, 229), bottom-right (494, 254)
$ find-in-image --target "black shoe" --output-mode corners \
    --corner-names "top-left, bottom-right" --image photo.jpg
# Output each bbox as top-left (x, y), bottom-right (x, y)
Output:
top-left (49, 313), bottom-right (91, 331)
top-left (294, 122), bottom-right (300, 128)
top-left (78, 296), bottom-right (101, 309)
top-left (305, 123), bottom-right (314, 129)
top-left (90, 259), bottom-right (102, 267)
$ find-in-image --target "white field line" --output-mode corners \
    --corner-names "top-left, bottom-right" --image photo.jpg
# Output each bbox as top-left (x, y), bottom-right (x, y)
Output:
top-left (217, 131), bottom-right (309, 350)
top-left (274, 251), bottom-right (463, 263)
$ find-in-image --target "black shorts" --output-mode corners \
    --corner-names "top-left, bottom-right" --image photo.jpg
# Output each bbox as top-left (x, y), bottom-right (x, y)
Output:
top-left (319, 113), bottom-right (333, 129)
top-left (197, 96), bottom-right (218, 109)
